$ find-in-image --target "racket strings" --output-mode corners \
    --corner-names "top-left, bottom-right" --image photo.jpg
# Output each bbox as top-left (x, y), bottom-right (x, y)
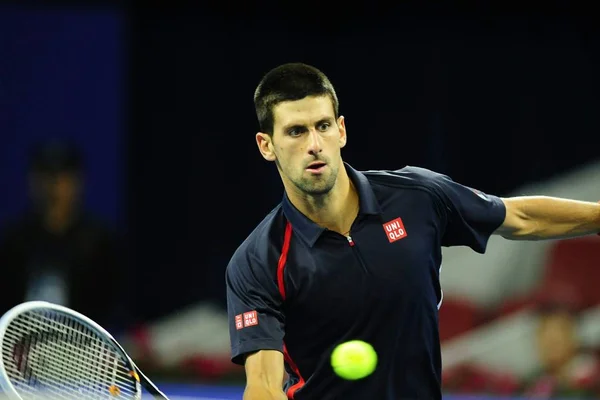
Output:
top-left (4, 311), bottom-right (136, 399)
top-left (1, 309), bottom-right (139, 399)
top-left (7, 327), bottom-right (128, 399)
top-left (10, 315), bottom-right (125, 387)
top-left (9, 311), bottom-right (135, 398)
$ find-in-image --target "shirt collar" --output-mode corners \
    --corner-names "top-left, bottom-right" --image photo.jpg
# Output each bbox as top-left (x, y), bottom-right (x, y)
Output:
top-left (282, 163), bottom-right (382, 247)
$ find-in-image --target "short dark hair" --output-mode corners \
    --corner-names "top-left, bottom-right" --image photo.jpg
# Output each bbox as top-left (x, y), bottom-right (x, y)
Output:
top-left (253, 63), bottom-right (339, 134)
top-left (29, 139), bottom-right (83, 174)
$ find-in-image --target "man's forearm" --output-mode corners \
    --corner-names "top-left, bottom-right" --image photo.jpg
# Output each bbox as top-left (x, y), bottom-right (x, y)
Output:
top-left (244, 385), bottom-right (287, 400)
top-left (499, 196), bottom-right (600, 240)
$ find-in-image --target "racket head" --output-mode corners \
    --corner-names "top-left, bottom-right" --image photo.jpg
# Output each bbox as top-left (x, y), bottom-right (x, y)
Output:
top-left (0, 301), bottom-right (142, 400)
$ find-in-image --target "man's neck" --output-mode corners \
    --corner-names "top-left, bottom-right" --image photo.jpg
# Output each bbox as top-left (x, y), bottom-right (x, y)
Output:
top-left (43, 204), bottom-right (77, 235)
top-left (288, 169), bottom-right (359, 236)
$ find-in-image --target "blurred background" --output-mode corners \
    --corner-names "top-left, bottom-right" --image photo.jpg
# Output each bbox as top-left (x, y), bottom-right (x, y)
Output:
top-left (1, 1), bottom-right (600, 399)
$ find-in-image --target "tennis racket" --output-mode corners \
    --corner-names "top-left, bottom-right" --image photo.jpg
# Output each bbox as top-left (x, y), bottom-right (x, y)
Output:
top-left (0, 301), bottom-right (169, 399)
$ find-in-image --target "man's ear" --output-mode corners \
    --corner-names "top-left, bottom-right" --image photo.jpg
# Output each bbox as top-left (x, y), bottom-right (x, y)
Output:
top-left (338, 115), bottom-right (347, 148)
top-left (256, 132), bottom-right (276, 161)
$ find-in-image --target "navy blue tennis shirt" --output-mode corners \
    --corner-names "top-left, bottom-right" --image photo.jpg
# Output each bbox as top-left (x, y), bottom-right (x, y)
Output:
top-left (226, 164), bottom-right (506, 400)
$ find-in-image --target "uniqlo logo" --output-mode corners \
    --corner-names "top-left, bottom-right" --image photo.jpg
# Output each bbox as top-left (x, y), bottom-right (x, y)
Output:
top-left (235, 314), bottom-right (243, 330)
top-left (243, 311), bottom-right (258, 328)
top-left (383, 217), bottom-right (407, 243)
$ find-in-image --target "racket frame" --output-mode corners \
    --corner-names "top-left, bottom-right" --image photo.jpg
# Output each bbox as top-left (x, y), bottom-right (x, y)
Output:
top-left (0, 301), bottom-right (168, 399)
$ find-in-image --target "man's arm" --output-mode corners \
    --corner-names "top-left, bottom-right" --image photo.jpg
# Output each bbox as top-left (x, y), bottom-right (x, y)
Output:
top-left (243, 350), bottom-right (287, 400)
top-left (226, 253), bottom-right (287, 398)
top-left (496, 196), bottom-right (600, 240)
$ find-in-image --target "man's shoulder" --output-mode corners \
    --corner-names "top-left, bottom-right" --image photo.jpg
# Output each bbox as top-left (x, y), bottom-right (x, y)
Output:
top-left (77, 213), bottom-right (118, 235)
top-left (226, 203), bottom-right (286, 277)
top-left (0, 212), bottom-right (39, 239)
top-left (361, 165), bottom-right (449, 191)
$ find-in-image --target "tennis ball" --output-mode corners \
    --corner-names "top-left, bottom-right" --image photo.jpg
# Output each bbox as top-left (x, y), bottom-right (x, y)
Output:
top-left (330, 340), bottom-right (377, 380)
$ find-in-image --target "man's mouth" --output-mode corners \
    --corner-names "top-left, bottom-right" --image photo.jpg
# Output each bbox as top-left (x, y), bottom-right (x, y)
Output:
top-left (306, 162), bottom-right (327, 174)
top-left (307, 162), bottom-right (326, 169)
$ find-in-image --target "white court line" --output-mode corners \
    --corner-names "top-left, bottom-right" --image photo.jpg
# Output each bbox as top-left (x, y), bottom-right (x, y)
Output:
top-left (143, 397), bottom-right (231, 400)
top-left (142, 396), bottom-right (236, 400)
top-left (0, 396), bottom-right (231, 400)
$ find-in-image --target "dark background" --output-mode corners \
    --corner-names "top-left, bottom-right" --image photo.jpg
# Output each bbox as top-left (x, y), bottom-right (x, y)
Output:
top-left (2, 2), bottom-right (600, 326)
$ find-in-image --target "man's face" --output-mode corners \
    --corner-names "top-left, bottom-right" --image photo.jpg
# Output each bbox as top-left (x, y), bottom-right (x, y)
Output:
top-left (256, 95), bottom-right (347, 197)
top-left (29, 171), bottom-right (81, 210)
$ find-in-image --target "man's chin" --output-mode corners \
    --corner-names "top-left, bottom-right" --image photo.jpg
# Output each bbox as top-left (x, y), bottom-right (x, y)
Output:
top-left (301, 181), bottom-right (335, 196)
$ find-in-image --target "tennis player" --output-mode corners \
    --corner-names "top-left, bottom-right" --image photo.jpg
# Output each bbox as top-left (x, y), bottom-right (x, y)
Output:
top-left (225, 62), bottom-right (600, 400)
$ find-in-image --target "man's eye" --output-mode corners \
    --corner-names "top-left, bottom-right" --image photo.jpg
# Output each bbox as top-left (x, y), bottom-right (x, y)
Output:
top-left (288, 127), bottom-right (307, 136)
top-left (318, 123), bottom-right (330, 131)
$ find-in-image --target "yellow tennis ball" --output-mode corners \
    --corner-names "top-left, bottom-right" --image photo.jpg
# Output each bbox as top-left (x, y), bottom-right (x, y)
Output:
top-left (330, 340), bottom-right (377, 380)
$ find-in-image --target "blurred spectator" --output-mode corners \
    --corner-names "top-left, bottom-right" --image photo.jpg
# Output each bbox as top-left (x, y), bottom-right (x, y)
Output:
top-left (523, 290), bottom-right (600, 398)
top-left (0, 140), bottom-right (127, 330)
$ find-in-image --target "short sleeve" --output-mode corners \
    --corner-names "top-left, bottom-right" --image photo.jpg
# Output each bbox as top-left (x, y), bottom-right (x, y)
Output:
top-left (226, 254), bottom-right (285, 365)
top-left (422, 169), bottom-right (506, 253)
